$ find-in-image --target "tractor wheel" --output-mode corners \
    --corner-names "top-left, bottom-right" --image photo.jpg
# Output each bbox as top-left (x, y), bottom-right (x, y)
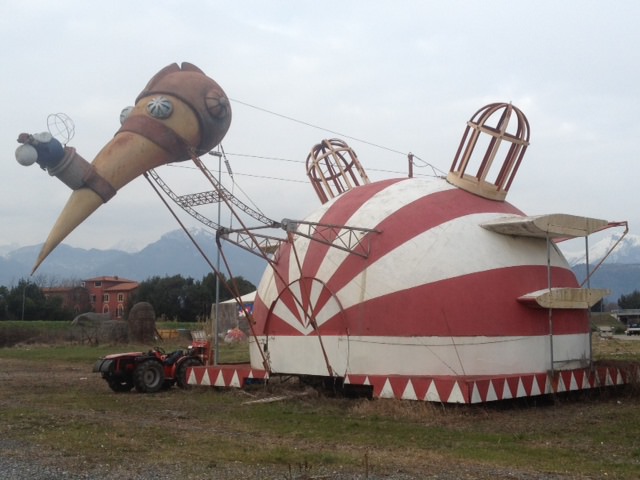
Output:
top-left (177, 357), bottom-right (202, 389)
top-left (107, 378), bottom-right (134, 393)
top-left (133, 360), bottom-right (165, 393)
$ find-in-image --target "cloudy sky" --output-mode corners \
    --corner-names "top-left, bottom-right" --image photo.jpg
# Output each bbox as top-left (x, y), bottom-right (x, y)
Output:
top-left (1, 1), bottom-right (638, 257)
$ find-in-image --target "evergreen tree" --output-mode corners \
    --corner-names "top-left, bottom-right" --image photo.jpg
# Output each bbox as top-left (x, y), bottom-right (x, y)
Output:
top-left (618, 289), bottom-right (640, 309)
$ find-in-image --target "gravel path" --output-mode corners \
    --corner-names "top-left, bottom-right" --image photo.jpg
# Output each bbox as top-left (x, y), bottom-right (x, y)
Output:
top-left (0, 437), bottom-right (567, 480)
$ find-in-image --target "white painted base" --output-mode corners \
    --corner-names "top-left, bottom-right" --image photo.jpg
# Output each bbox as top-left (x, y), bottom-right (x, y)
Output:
top-left (250, 334), bottom-right (591, 377)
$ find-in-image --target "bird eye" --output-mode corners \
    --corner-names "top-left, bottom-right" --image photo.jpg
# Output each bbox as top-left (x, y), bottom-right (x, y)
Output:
top-left (119, 106), bottom-right (134, 125)
top-left (146, 96), bottom-right (173, 119)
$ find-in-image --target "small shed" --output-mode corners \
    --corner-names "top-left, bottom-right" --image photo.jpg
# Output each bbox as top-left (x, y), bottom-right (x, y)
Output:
top-left (211, 291), bottom-right (256, 335)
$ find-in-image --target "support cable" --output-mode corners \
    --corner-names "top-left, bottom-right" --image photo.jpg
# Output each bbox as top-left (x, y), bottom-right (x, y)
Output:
top-left (191, 152), bottom-right (337, 375)
top-left (143, 170), bottom-right (272, 370)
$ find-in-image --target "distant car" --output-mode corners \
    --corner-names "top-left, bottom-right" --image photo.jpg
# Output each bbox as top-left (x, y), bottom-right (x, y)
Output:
top-left (625, 323), bottom-right (640, 336)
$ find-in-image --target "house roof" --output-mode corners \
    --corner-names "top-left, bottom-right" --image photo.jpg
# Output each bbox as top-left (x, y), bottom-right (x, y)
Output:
top-left (105, 283), bottom-right (139, 292)
top-left (84, 276), bottom-right (138, 283)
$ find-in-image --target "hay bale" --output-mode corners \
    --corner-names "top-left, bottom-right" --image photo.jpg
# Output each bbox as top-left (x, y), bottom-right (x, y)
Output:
top-left (127, 302), bottom-right (157, 343)
top-left (71, 312), bottom-right (128, 345)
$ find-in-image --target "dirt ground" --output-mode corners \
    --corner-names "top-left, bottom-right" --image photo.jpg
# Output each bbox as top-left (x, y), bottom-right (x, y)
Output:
top-left (1, 342), bottom-right (639, 479)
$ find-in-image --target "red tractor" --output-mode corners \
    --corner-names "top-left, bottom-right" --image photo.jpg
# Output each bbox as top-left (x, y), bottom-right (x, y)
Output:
top-left (93, 336), bottom-right (211, 393)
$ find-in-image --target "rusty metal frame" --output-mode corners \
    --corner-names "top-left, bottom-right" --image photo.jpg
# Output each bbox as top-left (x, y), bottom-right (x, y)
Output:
top-left (281, 218), bottom-right (380, 259)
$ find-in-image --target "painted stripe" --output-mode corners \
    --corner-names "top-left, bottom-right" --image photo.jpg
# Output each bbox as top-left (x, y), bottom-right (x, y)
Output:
top-left (333, 212), bottom-right (568, 308)
top-left (301, 179), bottom-right (457, 278)
top-left (255, 184), bottom-right (575, 337)
top-left (249, 333), bottom-right (589, 377)
top-left (260, 239), bottom-right (579, 337)
top-left (331, 266), bottom-right (584, 337)
top-left (308, 184), bottom-right (523, 293)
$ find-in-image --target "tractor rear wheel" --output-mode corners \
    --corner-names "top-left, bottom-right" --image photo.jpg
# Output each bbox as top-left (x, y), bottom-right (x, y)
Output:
top-left (133, 360), bottom-right (165, 393)
top-left (177, 357), bottom-right (202, 389)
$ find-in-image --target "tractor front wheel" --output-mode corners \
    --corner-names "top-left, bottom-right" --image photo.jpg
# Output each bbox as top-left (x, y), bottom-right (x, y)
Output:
top-left (107, 377), bottom-right (134, 392)
top-left (133, 360), bottom-right (165, 393)
top-left (177, 357), bottom-right (202, 389)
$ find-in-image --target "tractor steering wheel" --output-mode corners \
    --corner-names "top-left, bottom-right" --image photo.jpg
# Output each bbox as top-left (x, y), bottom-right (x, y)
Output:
top-left (153, 346), bottom-right (166, 355)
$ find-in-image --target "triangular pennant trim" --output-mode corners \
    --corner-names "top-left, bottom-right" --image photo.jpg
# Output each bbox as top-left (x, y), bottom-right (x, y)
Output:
top-left (402, 380), bottom-right (418, 401)
top-left (425, 380), bottom-right (441, 402)
top-left (214, 370), bottom-right (226, 387)
top-left (379, 379), bottom-right (395, 399)
top-left (470, 383), bottom-right (483, 404)
top-left (229, 371), bottom-right (241, 388)
top-left (486, 381), bottom-right (498, 402)
top-left (447, 382), bottom-right (466, 404)
top-left (200, 369), bottom-right (211, 387)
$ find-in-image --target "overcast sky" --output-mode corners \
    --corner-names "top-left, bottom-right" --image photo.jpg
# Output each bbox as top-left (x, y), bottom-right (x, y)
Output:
top-left (1, 1), bottom-right (638, 256)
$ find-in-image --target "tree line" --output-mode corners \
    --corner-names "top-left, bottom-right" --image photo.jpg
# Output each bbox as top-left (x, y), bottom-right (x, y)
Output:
top-left (3, 276), bottom-right (639, 322)
top-left (0, 280), bottom-right (73, 321)
top-left (617, 290), bottom-right (640, 310)
top-left (129, 273), bottom-right (255, 322)
top-left (0, 273), bottom-right (255, 322)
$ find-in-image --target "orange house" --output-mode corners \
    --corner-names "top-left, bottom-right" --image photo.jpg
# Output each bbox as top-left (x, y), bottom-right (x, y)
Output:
top-left (42, 286), bottom-right (92, 315)
top-left (82, 276), bottom-right (139, 319)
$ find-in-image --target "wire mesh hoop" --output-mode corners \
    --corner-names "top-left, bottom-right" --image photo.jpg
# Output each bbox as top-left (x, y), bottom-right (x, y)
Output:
top-left (47, 113), bottom-right (76, 145)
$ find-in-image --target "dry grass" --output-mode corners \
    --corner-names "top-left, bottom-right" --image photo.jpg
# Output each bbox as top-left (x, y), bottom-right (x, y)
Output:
top-left (592, 334), bottom-right (640, 359)
top-left (1, 334), bottom-right (640, 479)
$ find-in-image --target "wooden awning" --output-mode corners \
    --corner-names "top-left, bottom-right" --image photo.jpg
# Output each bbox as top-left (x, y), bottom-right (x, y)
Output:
top-left (481, 214), bottom-right (609, 239)
top-left (518, 288), bottom-right (610, 309)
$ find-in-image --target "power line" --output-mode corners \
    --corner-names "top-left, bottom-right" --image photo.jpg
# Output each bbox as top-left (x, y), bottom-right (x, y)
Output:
top-left (230, 98), bottom-right (410, 157)
top-left (223, 152), bottom-right (304, 164)
top-left (166, 161), bottom-right (435, 184)
top-left (229, 172), bottom-right (307, 184)
top-left (224, 152), bottom-right (443, 178)
top-left (165, 162), bottom-right (306, 184)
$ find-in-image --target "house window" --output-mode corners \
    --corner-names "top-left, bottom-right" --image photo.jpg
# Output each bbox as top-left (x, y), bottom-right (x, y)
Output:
top-left (103, 293), bottom-right (110, 302)
top-left (94, 281), bottom-right (102, 287)
top-left (102, 304), bottom-right (109, 314)
top-left (117, 304), bottom-right (124, 318)
top-left (91, 294), bottom-right (96, 303)
top-left (117, 293), bottom-right (124, 302)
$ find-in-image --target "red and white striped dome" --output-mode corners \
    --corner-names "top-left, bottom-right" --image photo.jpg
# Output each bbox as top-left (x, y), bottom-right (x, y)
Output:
top-left (250, 176), bottom-right (588, 379)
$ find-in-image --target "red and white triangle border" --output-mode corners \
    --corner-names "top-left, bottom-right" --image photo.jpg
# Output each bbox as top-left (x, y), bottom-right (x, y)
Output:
top-left (188, 364), bottom-right (638, 404)
top-left (188, 365), bottom-right (269, 389)
top-left (344, 365), bottom-right (637, 403)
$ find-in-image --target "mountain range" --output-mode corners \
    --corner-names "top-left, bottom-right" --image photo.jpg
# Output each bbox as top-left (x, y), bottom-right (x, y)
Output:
top-left (2, 230), bottom-right (640, 305)
top-left (563, 233), bottom-right (640, 304)
top-left (0, 228), bottom-right (268, 288)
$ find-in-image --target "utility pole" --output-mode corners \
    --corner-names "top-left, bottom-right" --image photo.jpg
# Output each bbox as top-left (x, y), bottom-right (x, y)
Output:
top-left (209, 149), bottom-right (223, 366)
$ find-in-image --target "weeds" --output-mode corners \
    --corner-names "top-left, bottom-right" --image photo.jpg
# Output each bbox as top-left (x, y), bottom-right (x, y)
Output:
top-left (1, 325), bottom-right (640, 478)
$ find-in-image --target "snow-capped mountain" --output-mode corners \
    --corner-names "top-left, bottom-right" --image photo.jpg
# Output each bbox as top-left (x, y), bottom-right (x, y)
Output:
top-left (558, 233), bottom-right (640, 304)
top-left (0, 228), bottom-right (267, 288)
top-left (3, 229), bottom-right (639, 303)
top-left (560, 233), bottom-right (640, 266)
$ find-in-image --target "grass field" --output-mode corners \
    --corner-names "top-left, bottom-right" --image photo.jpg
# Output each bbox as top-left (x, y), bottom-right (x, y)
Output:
top-left (1, 321), bottom-right (640, 479)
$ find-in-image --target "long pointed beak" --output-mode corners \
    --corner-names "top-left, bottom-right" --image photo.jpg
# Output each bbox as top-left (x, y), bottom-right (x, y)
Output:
top-left (32, 129), bottom-right (181, 273)
top-left (32, 63), bottom-right (231, 272)
top-left (33, 189), bottom-right (103, 273)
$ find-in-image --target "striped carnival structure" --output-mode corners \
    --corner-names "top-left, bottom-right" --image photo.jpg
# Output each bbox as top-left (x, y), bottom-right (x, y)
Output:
top-left (245, 177), bottom-right (619, 403)
top-left (189, 102), bottom-right (630, 403)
